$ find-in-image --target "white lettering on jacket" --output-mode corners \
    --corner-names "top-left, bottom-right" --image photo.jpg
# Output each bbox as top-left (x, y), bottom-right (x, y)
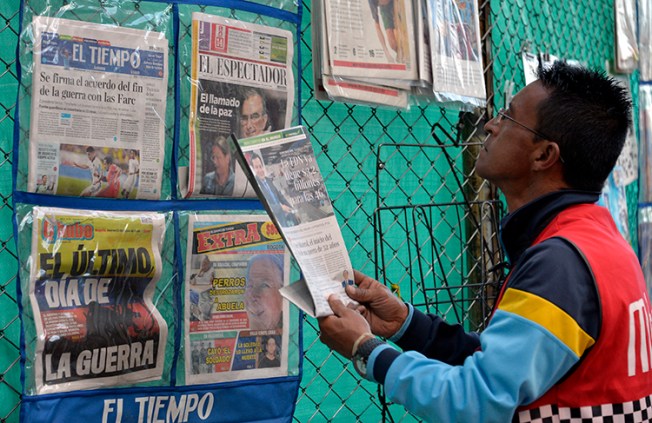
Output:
top-left (628, 295), bottom-right (652, 376)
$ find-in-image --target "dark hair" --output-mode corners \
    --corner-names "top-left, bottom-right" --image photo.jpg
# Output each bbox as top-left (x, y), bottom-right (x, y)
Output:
top-left (249, 152), bottom-right (263, 166)
top-left (241, 87), bottom-right (267, 115)
top-left (86, 146), bottom-right (95, 153)
top-left (536, 61), bottom-right (632, 191)
top-left (211, 136), bottom-right (231, 160)
top-left (103, 155), bottom-right (113, 165)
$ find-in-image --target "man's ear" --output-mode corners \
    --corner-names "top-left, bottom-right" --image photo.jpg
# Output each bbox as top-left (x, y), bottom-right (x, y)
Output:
top-left (532, 141), bottom-right (562, 171)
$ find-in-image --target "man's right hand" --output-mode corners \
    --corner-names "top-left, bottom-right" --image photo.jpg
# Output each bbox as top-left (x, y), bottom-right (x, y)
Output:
top-left (345, 270), bottom-right (408, 339)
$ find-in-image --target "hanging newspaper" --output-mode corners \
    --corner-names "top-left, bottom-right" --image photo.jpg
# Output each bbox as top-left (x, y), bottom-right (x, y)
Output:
top-left (28, 207), bottom-right (168, 394)
top-left (313, 0), bottom-right (409, 108)
top-left (640, 0), bottom-right (652, 81)
top-left (427, 0), bottom-right (486, 107)
top-left (231, 127), bottom-right (356, 317)
top-left (185, 214), bottom-right (290, 384)
top-left (184, 13), bottom-right (294, 198)
top-left (28, 16), bottom-right (168, 199)
top-left (324, 0), bottom-right (418, 81)
top-left (614, 0), bottom-right (638, 73)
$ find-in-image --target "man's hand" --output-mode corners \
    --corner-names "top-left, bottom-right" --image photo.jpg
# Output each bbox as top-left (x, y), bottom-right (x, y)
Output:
top-left (345, 270), bottom-right (408, 339)
top-left (318, 295), bottom-right (372, 359)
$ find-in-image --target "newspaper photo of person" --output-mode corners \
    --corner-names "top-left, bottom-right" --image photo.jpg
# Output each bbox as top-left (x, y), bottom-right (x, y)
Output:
top-left (250, 152), bottom-right (299, 227)
top-left (341, 269), bottom-right (354, 288)
top-left (257, 335), bottom-right (281, 368)
top-left (70, 146), bottom-right (103, 197)
top-left (244, 255), bottom-right (284, 331)
top-left (368, 0), bottom-right (399, 62)
top-left (34, 174), bottom-right (55, 194)
top-left (97, 155), bottom-right (122, 198)
top-left (239, 88), bottom-right (272, 138)
top-left (200, 136), bottom-right (235, 196)
top-left (188, 255), bottom-right (215, 321)
top-left (121, 149), bottom-right (140, 199)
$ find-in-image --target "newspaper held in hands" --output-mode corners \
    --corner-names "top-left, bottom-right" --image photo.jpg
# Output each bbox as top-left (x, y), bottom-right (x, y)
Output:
top-left (230, 126), bottom-right (356, 317)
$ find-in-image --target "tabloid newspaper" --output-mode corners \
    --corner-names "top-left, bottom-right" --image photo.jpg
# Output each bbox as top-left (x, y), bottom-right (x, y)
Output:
top-left (28, 17), bottom-right (168, 199)
top-left (427, 0), bottom-right (486, 107)
top-left (313, 0), bottom-right (409, 108)
top-left (184, 13), bottom-right (295, 198)
top-left (185, 214), bottom-right (290, 384)
top-left (28, 207), bottom-right (168, 394)
top-left (324, 0), bottom-right (418, 80)
top-left (231, 127), bottom-right (356, 317)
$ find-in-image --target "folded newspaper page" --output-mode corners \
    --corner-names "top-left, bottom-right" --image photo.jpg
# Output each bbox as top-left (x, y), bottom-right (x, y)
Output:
top-left (185, 213), bottom-right (291, 384)
top-left (427, 0), bottom-right (486, 107)
top-left (28, 16), bottom-right (168, 199)
top-left (231, 127), bottom-right (356, 317)
top-left (313, 0), bottom-right (409, 108)
top-left (324, 0), bottom-right (418, 80)
top-left (28, 207), bottom-right (168, 394)
top-left (184, 12), bottom-right (294, 198)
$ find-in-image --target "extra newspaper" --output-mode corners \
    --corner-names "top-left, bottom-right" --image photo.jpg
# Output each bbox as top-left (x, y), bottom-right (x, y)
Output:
top-left (231, 127), bottom-right (355, 317)
top-left (185, 214), bottom-right (290, 384)
top-left (28, 17), bottom-right (168, 199)
top-left (29, 207), bottom-right (167, 394)
top-left (185, 13), bottom-right (294, 198)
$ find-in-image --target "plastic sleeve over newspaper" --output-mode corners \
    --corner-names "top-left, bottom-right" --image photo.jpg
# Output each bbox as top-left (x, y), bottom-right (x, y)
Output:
top-left (17, 1), bottom-right (174, 199)
top-left (176, 211), bottom-right (300, 386)
top-left (176, 5), bottom-right (299, 199)
top-left (16, 204), bottom-right (175, 395)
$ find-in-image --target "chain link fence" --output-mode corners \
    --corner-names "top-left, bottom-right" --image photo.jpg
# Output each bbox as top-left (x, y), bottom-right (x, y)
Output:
top-left (0, 0), bottom-right (636, 422)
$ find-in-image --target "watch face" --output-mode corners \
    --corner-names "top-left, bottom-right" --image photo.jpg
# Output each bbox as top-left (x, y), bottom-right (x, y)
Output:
top-left (353, 355), bottom-right (367, 377)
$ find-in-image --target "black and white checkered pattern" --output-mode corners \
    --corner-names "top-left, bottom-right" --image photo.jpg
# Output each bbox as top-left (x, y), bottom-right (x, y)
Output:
top-left (515, 395), bottom-right (652, 423)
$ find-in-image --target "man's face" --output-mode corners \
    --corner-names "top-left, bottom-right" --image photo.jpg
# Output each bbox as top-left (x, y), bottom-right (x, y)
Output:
top-left (265, 337), bottom-right (277, 353)
top-left (211, 146), bottom-right (230, 178)
top-left (87, 151), bottom-right (95, 161)
top-left (244, 257), bottom-right (283, 330)
top-left (475, 81), bottom-right (550, 191)
top-left (240, 95), bottom-right (268, 137)
top-left (252, 157), bottom-right (266, 180)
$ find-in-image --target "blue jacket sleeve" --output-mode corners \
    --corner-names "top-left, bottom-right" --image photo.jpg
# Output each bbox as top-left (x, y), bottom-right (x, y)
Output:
top-left (393, 304), bottom-right (480, 365)
top-left (366, 309), bottom-right (580, 422)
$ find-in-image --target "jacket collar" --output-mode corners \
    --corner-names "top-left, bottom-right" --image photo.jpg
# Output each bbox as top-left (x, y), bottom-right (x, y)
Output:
top-left (500, 190), bottom-right (600, 264)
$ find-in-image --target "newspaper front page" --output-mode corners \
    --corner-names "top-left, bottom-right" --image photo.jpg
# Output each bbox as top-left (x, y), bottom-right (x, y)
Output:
top-left (231, 127), bottom-right (355, 317)
top-left (185, 214), bottom-right (290, 384)
top-left (427, 0), bottom-right (486, 106)
top-left (314, 0), bottom-right (409, 108)
top-left (185, 13), bottom-right (294, 198)
top-left (28, 17), bottom-right (168, 199)
top-left (29, 207), bottom-right (168, 394)
top-left (324, 0), bottom-right (418, 80)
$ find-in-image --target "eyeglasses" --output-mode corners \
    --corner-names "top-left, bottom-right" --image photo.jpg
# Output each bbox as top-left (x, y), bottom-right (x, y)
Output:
top-left (494, 108), bottom-right (565, 163)
top-left (240, 112), bottom-right (265, 124)
top-left (495, 108), bottom-right (551, 140)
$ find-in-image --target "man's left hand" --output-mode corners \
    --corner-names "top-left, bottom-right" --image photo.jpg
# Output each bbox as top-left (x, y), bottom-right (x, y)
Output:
top-left (318, 295), bottom-right (372, 359)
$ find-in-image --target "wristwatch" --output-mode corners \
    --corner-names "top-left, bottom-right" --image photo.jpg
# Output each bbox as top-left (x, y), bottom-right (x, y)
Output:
top-left (352, 337), bottom-right (384, 378)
